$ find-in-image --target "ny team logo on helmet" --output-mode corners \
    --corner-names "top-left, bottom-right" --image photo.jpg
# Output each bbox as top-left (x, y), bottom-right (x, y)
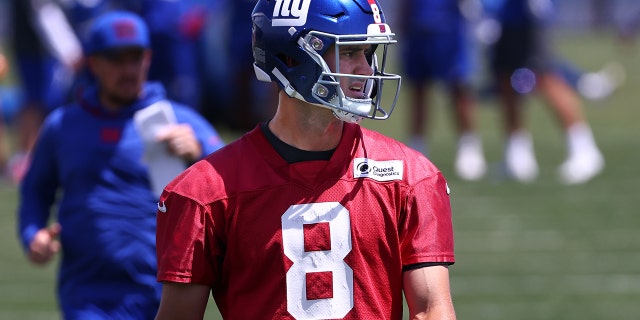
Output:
top-left (252, 0), bottom-right (401, 123)
top-left (272, 0), bottom-right (311, 26)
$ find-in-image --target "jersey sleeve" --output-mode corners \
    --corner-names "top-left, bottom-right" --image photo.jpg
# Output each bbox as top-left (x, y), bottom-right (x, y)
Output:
top-left (156, 191), bottom-right (221, 285)
top-left (17, 112), bottom-right (61, 252)
top-left (400, 171), bottom-right (455, 266)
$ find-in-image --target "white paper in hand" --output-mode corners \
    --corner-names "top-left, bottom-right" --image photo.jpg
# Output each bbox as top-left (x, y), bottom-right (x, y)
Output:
top-left (133, 100), bottom-right (186, 198)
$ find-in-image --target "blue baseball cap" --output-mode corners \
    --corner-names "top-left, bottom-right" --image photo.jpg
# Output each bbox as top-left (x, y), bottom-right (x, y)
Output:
top-left (84, 11), bottom-right (150, 55)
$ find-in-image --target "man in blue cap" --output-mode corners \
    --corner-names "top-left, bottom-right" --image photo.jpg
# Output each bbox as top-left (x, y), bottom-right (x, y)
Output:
top-left (17, 11), bottom-right (225, 319)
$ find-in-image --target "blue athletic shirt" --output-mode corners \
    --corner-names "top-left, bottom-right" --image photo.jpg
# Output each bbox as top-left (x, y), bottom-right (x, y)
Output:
top-left (17, 82), bottom-right (224, 319)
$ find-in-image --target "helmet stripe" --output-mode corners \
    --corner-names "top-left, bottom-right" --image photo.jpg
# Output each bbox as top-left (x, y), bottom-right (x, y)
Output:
top-left (367, 0), bottom-right (383, 24)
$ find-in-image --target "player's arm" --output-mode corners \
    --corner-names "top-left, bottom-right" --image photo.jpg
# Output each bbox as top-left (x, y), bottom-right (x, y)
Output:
top-left (155, 282), bottom-right (210, 320)
top-left (18, 114), bottom-right (61, 261)
top-left (403, 265), bottom-right (457, 320)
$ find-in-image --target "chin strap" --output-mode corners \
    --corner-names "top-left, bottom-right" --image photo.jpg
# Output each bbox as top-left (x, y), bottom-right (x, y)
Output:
top-left (333, 110), bottom-right (362, 123)
top-left (329, 96), bottom-right (373, 124)
top-left (271, 67), bottom-right (307, 102)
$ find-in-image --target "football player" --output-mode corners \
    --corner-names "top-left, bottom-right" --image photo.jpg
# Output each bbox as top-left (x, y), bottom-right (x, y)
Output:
top-left (155, 0), bottom-right (457, 319)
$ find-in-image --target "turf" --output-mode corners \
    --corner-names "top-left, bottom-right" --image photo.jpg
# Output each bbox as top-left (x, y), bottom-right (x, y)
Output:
top-left (1, 30), bottom-right (638, 319)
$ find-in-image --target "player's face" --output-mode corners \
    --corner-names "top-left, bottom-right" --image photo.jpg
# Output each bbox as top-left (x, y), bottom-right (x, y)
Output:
top-left (323, 44), bottom-right (374, 99)
top-left (90, 48), bottom-right (151, 106)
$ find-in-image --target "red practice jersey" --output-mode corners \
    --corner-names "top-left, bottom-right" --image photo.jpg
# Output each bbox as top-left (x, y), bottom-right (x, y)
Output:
top-left (156, 123), bottom-right (455, 319)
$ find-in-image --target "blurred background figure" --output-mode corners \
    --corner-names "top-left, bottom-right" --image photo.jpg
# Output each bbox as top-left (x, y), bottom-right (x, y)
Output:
top-left (476, 0), bottom-right (623, 103)
top-left (3, 0), bottom-right (219, 183)
top-left (199, 0), bottom-right (277, 132)
top-left (57, 0), bottom-right (209, 111)
top-left (487, 0), bottom-right (604, 184)
top-left (0, 0), bottom-right (12, 172)
top-left (556, 58), bottom-right (624, 102)
top-left (614, 0), bottom-right (640, 46)
top-left (6, 0), bottom-right (83, 183)
top-left (106, 0), bottom-right (277, 131)
top-left (0, 0), bottom-right (20, 174)
top-left (112, 0), bottom-right (208, 111)
top-left (0, 46), bottom-right (12, 172)
top-left (17, 11), bottom-right (224, 319)
top-left (399, 0), bottom-right (487, 181)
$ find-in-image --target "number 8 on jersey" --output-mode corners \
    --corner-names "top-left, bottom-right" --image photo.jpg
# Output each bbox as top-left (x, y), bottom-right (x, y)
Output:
top-left (281, 202), bottom-right (354, 319)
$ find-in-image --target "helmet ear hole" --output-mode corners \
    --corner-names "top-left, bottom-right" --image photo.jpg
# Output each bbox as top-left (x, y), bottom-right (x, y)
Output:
top-left (276, 54), bottom-right (299, 68)
top-left (286, 56), bottom-right (299, 68)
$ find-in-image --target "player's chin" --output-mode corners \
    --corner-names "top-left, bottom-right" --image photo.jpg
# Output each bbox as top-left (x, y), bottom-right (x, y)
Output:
top-left (115, 85), bottom-right (142, 100)
top-left (108, 90), bottom-right (139, 105)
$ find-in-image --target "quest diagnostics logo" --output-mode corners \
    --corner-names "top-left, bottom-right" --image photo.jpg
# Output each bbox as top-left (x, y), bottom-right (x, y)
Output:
top-left (272, 0), bottom-right (311, 27)
top-left (353, 158), bottom-right (403, 182)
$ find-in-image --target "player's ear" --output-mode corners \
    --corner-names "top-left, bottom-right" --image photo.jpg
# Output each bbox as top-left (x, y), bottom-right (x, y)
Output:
top-left (86, 55), bottom-right (99, 75)
top-left (143, 49), bottom-right (153, 69)
top-left (144, 49), bottom-right (152, 61)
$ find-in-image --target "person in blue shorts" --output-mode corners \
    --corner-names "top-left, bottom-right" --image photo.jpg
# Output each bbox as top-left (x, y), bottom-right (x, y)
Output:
top-left (17, 11), bottom-right (224, 319)
top-left (399, 0), bottom-right (487, 181)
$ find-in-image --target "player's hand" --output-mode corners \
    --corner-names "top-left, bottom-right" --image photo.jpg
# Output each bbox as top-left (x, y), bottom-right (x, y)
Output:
top-left (28, 223), bottom-right (62, 265)
top-left (157, 124), bottom-right (203, 163)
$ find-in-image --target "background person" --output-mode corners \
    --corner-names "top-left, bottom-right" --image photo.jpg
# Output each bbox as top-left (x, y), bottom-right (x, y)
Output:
top-left (16, 11), bottom-right (224, 319)
top-left (5, 0), bottom-right (83, 183)
top-left (399, 0), bottom-right (487, 181)
top-left (489, 0), bottom-right (604, 184)
top-left (155, 0), bottom-right (456, 319)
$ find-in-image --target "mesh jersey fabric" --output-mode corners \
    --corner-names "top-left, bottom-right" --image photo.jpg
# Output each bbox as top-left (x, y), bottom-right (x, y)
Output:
top-left (156, 122), bottom-right (455, 319)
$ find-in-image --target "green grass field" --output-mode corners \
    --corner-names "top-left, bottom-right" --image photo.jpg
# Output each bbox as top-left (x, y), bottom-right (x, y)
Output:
top-left (1, 30), bottom-right (639, 319)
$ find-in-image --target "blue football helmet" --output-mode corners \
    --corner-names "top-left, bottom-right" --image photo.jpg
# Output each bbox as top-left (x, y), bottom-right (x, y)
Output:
top-left (252, 0), bottom-right (401, 123)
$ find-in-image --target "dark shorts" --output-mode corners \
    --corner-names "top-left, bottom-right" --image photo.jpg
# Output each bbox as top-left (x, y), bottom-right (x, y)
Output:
top-left (490, 23), bottom-right (554, 74)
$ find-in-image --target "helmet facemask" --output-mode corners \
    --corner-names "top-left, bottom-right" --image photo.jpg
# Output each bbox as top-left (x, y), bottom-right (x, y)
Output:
top-left (299, 27), bottom-right (401, 123)
top-left (251, 0), bottom-right (402, 123)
